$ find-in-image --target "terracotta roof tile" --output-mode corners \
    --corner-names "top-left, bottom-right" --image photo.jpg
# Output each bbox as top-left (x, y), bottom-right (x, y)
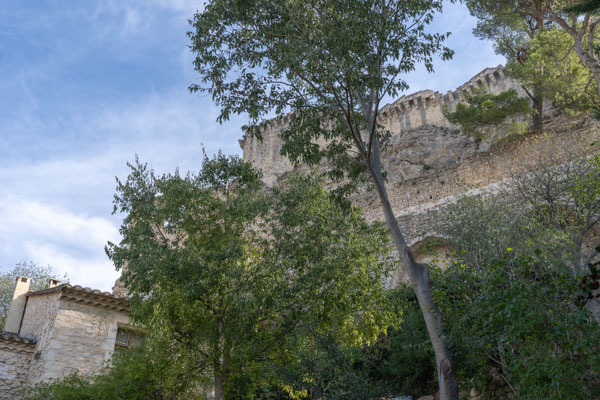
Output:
top-left (0, 331), bottom-right (37, 345)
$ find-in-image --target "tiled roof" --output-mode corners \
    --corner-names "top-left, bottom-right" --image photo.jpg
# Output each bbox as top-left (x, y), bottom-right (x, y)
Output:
top-left (28, 283), bottom-right (116, 298)
top-left (28, 284), bottom-right (130, 313)
top-left (0, 331), bottom-right (37, 345)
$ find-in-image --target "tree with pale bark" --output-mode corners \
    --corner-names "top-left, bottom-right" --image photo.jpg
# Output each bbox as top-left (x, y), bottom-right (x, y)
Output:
top-left (188, 1), bottom-right (459, 398)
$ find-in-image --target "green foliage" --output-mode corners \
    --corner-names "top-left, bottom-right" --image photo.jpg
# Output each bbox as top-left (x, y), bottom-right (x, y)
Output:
top-left (443, 88), bottom-right (530, 141)
top-left (433, 254), bottom-right (600, 399)
top-left (464, 0), bottom-right (535, 61)
top-left (23, 346), bottom-right (200, 400)
top-left (436, 154), bottom-right (600, 274)
top-left (466, 0), bottom-right (600, 125)
top-left (258, 334), bottom-right (387, 400)
top-left (106, 153), bottom-right (394, 397)
top-left (189, 0), bottom-right (452, 187)
top-left (0, 262), bottom-right (67, 330)
top-left (433, 155), bottom-right (600, 397)
top-left (367, 288), bottom-right (436, 398)
top-left (273, 289), bottom-right (435, 400)
top-left (466, 0), bottom-right (600, 110)
top-left (225, 287), bottom-right (435, 400)
top-left (564, 0), bottom-right (600, 14)
top-left (507, 28), bottom-right (599, 113)
top-left (576, 256), bottom-right (600, 305)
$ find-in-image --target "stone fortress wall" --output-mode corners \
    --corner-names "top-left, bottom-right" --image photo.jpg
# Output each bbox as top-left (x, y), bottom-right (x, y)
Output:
top-left (239, 65), bottom-right (600, 284)
top-left (240, 65), bottom-right (525, 186)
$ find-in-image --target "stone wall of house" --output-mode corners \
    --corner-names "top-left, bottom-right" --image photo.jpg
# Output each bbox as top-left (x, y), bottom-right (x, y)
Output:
top-left (26, 299), bottom-right (129, 384)
top-left (0, 336), bottom-right (35, 400)
top-left (20, 292), bottom-right (61, 352)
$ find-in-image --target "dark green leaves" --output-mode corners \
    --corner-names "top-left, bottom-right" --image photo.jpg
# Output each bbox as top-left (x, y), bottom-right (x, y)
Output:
top-left (107, 154), bottom-right (394, 394)
top-left (189, 0), bottom-right (452, 181)
top-left (443, 88), bottom-right (530, 140)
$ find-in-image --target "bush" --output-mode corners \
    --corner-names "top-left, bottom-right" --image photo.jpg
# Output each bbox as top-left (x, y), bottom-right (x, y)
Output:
top-left (433, 253), bottom-right (600, 399)
top-left (22, 346), bottom-right (203, 400)
top-left (444, 88), bottom-right (530, 141)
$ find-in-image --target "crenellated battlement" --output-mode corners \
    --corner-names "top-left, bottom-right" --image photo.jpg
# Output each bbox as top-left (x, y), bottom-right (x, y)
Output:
top-left (240, 65), bottom-right (523, 186)
top-left (237, 65), bottom-right (600, 285)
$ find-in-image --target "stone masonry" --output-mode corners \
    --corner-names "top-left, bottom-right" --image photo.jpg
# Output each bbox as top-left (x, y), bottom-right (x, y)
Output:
top-left (239, 65), bottom-right (600, 284)
top-left (240, 65), bottom-right (527, 186)
top-left (0, 280), bottom-right (130, 399)
top-left (0, 333), bottom-right (36, 399)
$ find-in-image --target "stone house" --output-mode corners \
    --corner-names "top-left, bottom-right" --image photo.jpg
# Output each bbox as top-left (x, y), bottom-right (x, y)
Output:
top-left (0, 276), bottom-right (132, 399)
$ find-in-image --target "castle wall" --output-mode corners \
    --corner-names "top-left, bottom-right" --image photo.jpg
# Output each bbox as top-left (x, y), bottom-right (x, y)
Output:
top-left (239, 65), bottom-right (600, 284)
top-left (240, 65), bottom-right (525, 186)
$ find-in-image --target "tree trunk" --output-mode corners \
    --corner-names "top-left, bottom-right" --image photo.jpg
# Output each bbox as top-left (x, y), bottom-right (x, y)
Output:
top-left (532, 88), bottom-right (543, 133)
top-left (214, 374), bottom-right (225, 400)
top-left (366, 142), bottom-right (459, 400)
top-left (532, 14), bottom-right (544, 133)
top-left (549, 15), bottom-right (600, 97)
top-left (572, 35), bottom-right (600, 97)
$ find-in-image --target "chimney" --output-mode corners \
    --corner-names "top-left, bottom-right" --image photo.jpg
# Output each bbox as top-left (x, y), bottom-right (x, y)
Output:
top-left (47, 278), bottom-right (61, 288)
top-left (4, 276), bottom-right (31, 333)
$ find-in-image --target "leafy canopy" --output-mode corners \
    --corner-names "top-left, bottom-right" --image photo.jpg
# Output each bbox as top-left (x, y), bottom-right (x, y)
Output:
top-left (507, 28), bottom-right (599, 112)
top-left (189, 0), bottom-right (453, 183)
top-left (106, 153), bottom-right (396, 396)
top-left (433, 253), bottom-right (600, 400)
top-left (443, 88), bottom-right (530, 141)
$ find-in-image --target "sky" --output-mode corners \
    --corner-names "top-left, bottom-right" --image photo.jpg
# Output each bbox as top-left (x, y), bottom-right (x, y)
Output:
top-left (0, 1), bottom-right (504, 292)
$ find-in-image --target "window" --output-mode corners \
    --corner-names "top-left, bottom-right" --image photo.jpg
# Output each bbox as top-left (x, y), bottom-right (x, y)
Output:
top-left (114, 327), bottom-right (144, 349)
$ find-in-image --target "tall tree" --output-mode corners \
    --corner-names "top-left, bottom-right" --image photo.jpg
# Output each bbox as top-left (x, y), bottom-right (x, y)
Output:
top-left (506, 28), bottom-right (599, 114)
top-left (189, 1), bottom-right (458, 398)
top-left (468, 0), bottom-right (600, 99)
top-left (465, 0), bottom-right (548, 131)
top-left (106, 154), bottom-right (394, 400)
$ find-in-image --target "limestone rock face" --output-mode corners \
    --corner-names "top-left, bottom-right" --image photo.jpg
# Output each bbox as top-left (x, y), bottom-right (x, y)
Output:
top-left (383, 124), bottom-right (484, 182)
top-left (238, 64), bottom-right (600, 288)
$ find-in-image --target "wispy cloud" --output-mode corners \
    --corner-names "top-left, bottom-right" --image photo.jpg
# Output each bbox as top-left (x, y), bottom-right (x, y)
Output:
top-left (0, 0), bottom-right (501, 294)
top-left (0, 90), bottom-right (245, 291)
top-left (0, 197), bottom-right (120, 291)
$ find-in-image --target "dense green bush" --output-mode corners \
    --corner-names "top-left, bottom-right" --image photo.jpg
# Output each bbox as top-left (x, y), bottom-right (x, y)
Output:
top-left (432, 253), bottom-right (600, 399)
top-left (443, 88), bottom-right (530, 141)
top-left (22, 346), bottom-right (203, 400)
top-left (224, 287), bottom-right (436, 400)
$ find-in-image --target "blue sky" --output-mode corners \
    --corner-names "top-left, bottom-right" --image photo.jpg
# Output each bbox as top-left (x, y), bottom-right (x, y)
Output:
top-left (0, 1), bottom-right (504, 291)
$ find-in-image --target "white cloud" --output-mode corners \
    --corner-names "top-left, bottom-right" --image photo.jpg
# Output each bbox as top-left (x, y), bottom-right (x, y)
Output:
top-left (0, 90), bottom-right (246, 292)
top-left (122, 7), bottom-right (146, 36)
top-left (0, 198), bottom-right (120, 291)
top-left (146, 0), bottom-right (202, 14)
top-left (23, 241), bottom-right (119, 293)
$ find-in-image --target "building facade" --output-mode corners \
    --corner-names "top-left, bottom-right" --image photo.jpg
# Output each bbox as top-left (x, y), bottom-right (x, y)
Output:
top-left (0, 277), bottom-right (130, 399)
